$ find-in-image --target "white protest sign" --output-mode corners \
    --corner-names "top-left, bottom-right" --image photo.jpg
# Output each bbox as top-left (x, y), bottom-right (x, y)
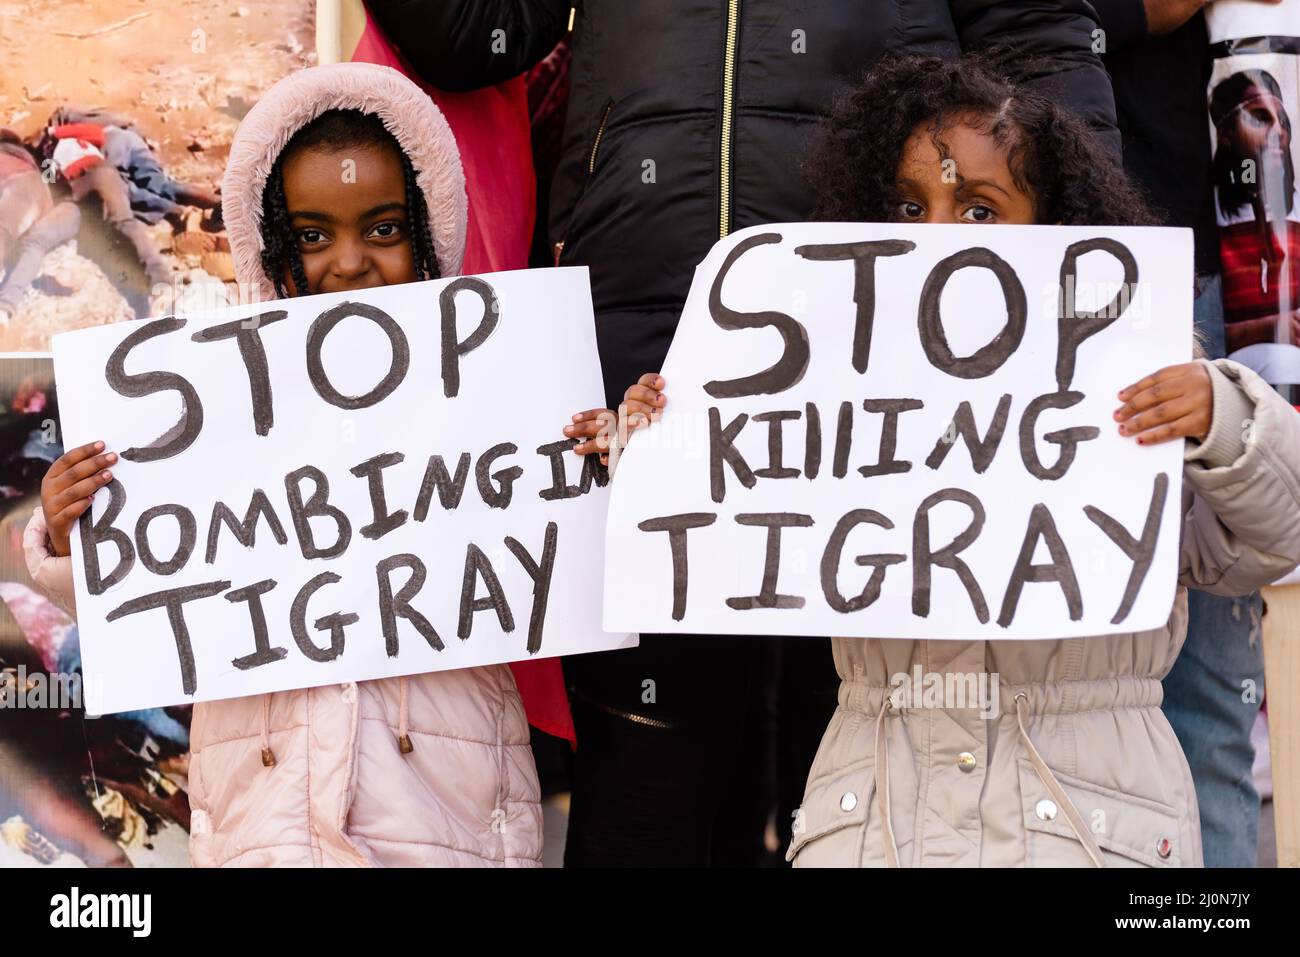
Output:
top-left (605, 223), bottom-right (1193, 640)
top-left (54, 267), bottom-right (635, 714)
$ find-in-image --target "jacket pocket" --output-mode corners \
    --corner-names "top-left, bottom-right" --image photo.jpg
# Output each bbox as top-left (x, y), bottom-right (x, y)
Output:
top-left (1018, 760), bottom-right (1185, 868)
top-left (554, 97), bottom-right (614, 266)
top-left (786, 761), bottom-right (875, 868)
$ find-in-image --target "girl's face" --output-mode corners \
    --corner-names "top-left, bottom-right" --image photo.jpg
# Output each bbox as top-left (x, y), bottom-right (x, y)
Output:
top-left (893, 115), bottom-right (1036, 226)
top-left (279, 138), bottom-right (417, 295)
top-left (1224, 85), bottom-right (1290, 164)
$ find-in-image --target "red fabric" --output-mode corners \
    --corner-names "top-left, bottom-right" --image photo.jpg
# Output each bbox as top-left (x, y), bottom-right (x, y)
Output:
top-left (1219, 219), bottom-right (1300, 324)
top-left (351, 11), bottom-right (574, 745)
top-left (351, 17), bottom-right (535, 276)
top-left (51, 123), bottom-right (105, 148)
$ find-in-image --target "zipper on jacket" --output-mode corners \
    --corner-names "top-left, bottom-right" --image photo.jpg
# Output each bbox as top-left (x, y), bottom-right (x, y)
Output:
top-left (588, 99), bottom-right (613, 175)
top-left (554, 98), bottom-right (613, 266)
top-left (719, 0), bottom-right (741, 238)
top-left (570, 688), bottom-right (681, 729)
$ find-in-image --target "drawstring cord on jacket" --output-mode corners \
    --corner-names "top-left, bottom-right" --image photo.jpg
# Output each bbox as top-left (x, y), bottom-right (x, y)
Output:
top-left (874, 696), bottom-right (900, 868)
top-left (260, 693), bottom-right (276, 767)
top-left (258, 682), bottom-right (415, 765)
top-left (871, 692), bottom-right (1105, 867)
top-left (1014, 692), bottom-right (1104, 868)
top-left (398, 676), bottom-right (413, 754)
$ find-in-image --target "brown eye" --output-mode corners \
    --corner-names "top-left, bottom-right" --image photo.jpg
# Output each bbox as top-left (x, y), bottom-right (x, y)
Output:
top-left (898, 201), bottom-right (923, 220)
top-left (962, 204), bottom-right (995, 224)
top-left (368, 221), bottom-right (406, 241)
top-left (296, 228), bottom-right (326, 247)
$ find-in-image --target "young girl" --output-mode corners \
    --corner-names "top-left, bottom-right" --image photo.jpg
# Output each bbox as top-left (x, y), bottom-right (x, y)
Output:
top-left (26, 63), bottom-right (542, 867)
top-left (571, 54), bottom-right (1300, 867)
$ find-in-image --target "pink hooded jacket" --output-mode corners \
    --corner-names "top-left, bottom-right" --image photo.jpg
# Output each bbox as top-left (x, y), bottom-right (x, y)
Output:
top-left (24, 62), bottom-right (543, 867)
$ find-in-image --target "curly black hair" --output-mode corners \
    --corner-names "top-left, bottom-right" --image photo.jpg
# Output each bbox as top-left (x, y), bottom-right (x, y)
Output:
top-left (259, 108), bottom-right (440, 298)
top-left (805, 52), bottom-right (1161, 229)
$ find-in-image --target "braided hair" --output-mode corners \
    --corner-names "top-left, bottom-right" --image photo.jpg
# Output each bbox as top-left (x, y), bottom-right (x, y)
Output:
top-left (259, 108), bottom-right (441, 298)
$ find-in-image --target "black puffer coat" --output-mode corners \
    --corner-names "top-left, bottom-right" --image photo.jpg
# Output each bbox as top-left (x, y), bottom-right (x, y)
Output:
top-left (368, 0), bottom-right (1119, 410)
top-left (368, 1), bottom-right (1121, 733)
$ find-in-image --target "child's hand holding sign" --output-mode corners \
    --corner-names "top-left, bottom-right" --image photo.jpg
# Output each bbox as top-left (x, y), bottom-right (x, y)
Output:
top-left (1114, 362), bottom-right (1214, 445)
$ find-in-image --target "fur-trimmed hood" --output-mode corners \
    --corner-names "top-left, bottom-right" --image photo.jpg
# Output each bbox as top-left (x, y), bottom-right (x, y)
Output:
top-left (222, 62), bottom-right (467, 301)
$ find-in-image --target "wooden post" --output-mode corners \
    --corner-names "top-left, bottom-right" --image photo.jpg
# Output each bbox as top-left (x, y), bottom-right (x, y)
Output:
top-left (315, 0), bottom-right (342, 66)
top-left (1262, 583), bottom-right (1300, 867)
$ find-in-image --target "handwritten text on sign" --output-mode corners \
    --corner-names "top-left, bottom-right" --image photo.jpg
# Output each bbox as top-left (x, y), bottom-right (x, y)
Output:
top-left (55, 267), bottom-right (634, 714)
top-left (604, 224), bottom-right (1193, 639)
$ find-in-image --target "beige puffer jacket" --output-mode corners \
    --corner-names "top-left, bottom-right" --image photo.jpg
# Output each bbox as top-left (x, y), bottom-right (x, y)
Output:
top-left (789, 359), bottom-right (1300, 868)
top-left (25, 63), bottom-right (543, 867)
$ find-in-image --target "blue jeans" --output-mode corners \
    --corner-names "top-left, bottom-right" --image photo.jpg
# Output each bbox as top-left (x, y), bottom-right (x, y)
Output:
top-left (1161, 273), bottom-right (1266, 868)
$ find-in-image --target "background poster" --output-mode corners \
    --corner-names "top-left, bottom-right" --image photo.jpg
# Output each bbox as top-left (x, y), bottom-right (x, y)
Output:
top-left (0, 1), bottom-right (313, 865)
top-left (1208, 0), bottom-right (1300, 392)
top-left (0, 353), bottom-right (191, 868)
top-left (0, 1), bottom-right (315, 349)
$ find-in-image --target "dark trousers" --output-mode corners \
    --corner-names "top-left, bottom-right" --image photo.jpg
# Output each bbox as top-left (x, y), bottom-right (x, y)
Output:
top-left (563, 635), bottom-right (839, 867)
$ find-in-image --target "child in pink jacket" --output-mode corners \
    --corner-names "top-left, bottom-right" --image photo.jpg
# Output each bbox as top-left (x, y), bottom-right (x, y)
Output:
top-left (24, 63), bottom-right (543, 867)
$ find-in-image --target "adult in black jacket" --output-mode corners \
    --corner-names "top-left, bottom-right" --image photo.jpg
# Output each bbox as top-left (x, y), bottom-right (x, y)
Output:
top-left (368, 0), bottom-right (1121, 866)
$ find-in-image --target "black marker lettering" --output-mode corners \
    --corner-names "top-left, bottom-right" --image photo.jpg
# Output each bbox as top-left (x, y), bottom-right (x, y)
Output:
top-left (637, 513), bottom-right (718, 621)
top-left (804, 402), bottom-right (822, 480)
top-left (505, 522), bottom-right (559, 654)
top-left (704, 232), bottom-right (810, 397)
top-left (708, 406), bottom-right (754, 504)
top-left (1019, 391), bottom-right (1100, 481)
top-left (832, 400), bottom-right (853, 478)
top-left (206, 489), bottom-right (288, 563)
top-left (727, 512), bottom-right (813, 610)
top-left (190, 310), bottom-right (289, 435)
top-left (1084, 472), bottom-right (1168, 625)
top-left (753, 409), bottom-right (801, 479)
top-left (821, 509), bottom-right (906, 613)
top-left (80, 478), bottom-right (134, 595)
top-left (376, 553), bottom-right (443, 655)
top-left (477, 442), bottom-right (522, 508)
top-left (106, 579), bottom-right (230, 695)
top-left (441, 277), bottom-right (499, 398)
top-left (350, 451), bottom-right (408, 540)
top-left (106, 317), bottom-right (203, 462)
top-left (535, 438), bottom-right (608, 501)
top-left (306, 301), bottom-right (409, 409)
top-left (290, 571), bottom-right (357, 662)
top-left (284, 465), bottom-right (352, 559)
top-left (859, 398), bottom-right (923, 478)
top-left (225, 578), bottom-right (287, 671)
top-left (926, 394), bottom-right (1012, 473)
top-left (794, 239), bottom-right (915, 374)
top-left (1057, 238), bottom-right (1138, 391)
top-left (458, 544), bottom-right (514, 639)
top-left (414, 452), bottom-right (471, 518)
top-left (912, 488), bottom-right (989, 622)
top-left (135, 503), bottom-right (196, 576)
top-left (918, 248), bottom-right (1026, 379)
top-left (998, 503), bottom-right (1082, 627)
